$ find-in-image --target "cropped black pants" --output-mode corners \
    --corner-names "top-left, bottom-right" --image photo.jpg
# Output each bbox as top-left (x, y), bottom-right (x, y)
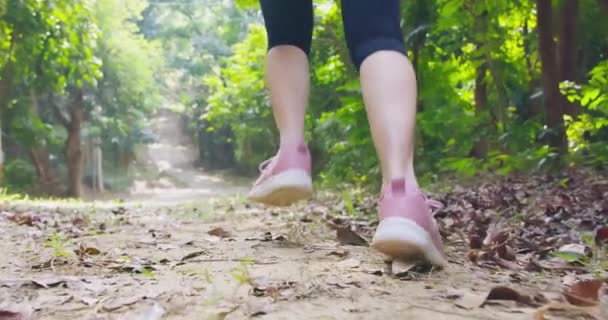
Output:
top-left (260, 0), bottom-right (407, 70)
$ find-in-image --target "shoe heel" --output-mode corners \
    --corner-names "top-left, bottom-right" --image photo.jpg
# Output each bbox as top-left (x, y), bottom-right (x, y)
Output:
top-left (248, 169), bottom-right (313, 207)
top-left (372, 217), bottom-right (446, 267)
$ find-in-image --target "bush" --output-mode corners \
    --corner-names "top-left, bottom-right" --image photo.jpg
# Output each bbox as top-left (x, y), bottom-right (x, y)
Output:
top-left (3, 158), bottom-right (37, 194)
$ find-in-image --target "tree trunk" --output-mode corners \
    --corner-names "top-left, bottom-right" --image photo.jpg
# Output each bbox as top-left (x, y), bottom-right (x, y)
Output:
top-left (28, 89), bottom-right (57, 194)
top-left (600, 0), bottom-right (608, 16)
top-left (29, 148), bottom-right (58, 194)
top-left (64, 90), bottom-right (84, 198)
top-left (0, 117), bottom-right (3, 186)
top-left (523, 19), bottom-right (543, 119)
top-left (472, 63), bottom-right (489, 158)
top-left (558, 0), bottom-right (579, 117)
top-left (536, 0), bottom-right (567, 154)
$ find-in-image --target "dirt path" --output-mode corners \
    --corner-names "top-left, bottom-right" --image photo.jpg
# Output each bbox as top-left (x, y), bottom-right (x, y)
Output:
top-left (0, 196), bottom-right (592, 320)
top-left (1, 117), bottom-right (606, 319)
top-left (129, 108), bottom-right (247, 203)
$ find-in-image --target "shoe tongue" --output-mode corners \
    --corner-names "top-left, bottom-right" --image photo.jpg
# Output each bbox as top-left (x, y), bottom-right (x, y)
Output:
top-left (390, 179), bottom-right (406, 194)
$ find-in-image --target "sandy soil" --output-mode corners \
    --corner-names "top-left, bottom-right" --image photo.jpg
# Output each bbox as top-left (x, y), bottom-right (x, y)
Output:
top-left (0, 198), bottom-right (564, 320)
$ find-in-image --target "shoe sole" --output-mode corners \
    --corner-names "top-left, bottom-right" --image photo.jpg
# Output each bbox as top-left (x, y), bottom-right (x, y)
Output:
top-left (371, 217), bottom-right (447, 268)
top-left (248, 169), bottom-right (313, 207)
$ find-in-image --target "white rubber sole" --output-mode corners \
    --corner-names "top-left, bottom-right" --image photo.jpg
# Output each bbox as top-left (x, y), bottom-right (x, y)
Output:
top-left (371, 217), bottom-right (447, 268)
top-left (248, 169), bottom-right (313, 207)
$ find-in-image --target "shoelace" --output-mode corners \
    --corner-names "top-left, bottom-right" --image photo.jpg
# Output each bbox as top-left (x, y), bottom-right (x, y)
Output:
top-left (379, 189), bottom-right (445, 212)
top-left (422, 194), bottom-right (445, 210)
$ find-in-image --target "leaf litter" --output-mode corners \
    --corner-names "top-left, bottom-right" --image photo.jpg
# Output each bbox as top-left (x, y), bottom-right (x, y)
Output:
top-left (2, 169), bottom-right (608, 319)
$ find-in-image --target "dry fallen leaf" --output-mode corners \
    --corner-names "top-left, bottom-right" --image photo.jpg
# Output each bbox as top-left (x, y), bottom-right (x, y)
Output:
top-left (79, 296), bottom-right (98, 306)
top-left (102, 295), bottom-right (142, 312)
top-left (327, 249), bottom-right (349, 258)
top-left (336, 228), bottom-right (368, 247)
top-left (0, 310), bottom-right (25, 320)
top-left (0, 304), bottom-right (33, 320)
top-left (75, 244), bottom-right (101, 257)
top-left (446, 288), bottom-right (487, 310)
top-left (252, 281), bottom-right (296, 301)
top-left (481, 286), bottom-right (539, 307)
top-left (208, 227), bottom-right (231, 238)
top-left (5, 213), bottom-right (35, 227)
top-left (564, 279), bottom-right (603, 307)
top-left (181, 251), bottom-right (206, 262)
top-left (31, 276), bottom-right (68, 289)
top-left (533, 302), bottom-right (601, 320)
top-left (337, 258), bottom-right (361, 269)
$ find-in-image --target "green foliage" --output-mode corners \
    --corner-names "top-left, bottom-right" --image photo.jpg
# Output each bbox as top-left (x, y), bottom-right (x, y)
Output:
top-left (0, 0), bottom-right (165, 195)
top-left (45, 232), bottom-right (73, 258)
top-left (230, 258), bottom-right (254, 285)
top-left (2, 0), bottom-right (608, 195)
top-left (201, 0), bottom-right (597, 184)
top-left (204, 24), bottom-right (275, 172)
top-left (91, 0), bottom-right (163, 152)
top-left (3, 159), bottom-right (37, 194)
top-left (565, 60), bottom-right (608, 166)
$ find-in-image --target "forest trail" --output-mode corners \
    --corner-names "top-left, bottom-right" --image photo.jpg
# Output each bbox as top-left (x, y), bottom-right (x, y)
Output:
top-left (0, 112), bottom-right (605, 319)
top-left (0, 198), bottom-right (557, 320)
top-left (128, 108), bottom-right (248, 203)
top-left (4, 180), bottom-right (605, 320)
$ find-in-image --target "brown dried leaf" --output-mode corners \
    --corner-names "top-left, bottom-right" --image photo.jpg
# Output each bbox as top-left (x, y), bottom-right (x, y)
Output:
top-left (0, 304), bottom-right (33, 320)
top-left (181, 251), bottom-right (206, 262)
top-left (482, 286), bottom-right (539, 307)
top-left (483, 224), bottom-right (510, 247)
top-left (498, 245), bottom-right (516, 261)
top-left (252, 281), bottom-right (296, 301)
top-left (493, 257), bottom-right (522, 270)
top-left (564, 279), bottom-right (603, 307)
top-left (533, 302), bottom-right (601, 320)
top-left (336, 228), bottom-right (368, 247)
top-left (327, 249), bottom-right (349, 258)
top-left (208, 227), bottom-right (231, 238)
top-left (5, 213), bottom-right (35, 227)
top-left (31, 277), bottom-right (67, 289)
top-left (0, 311), bottom-right (24, 320)
top-left (75, 244), bottom-right (101, 257)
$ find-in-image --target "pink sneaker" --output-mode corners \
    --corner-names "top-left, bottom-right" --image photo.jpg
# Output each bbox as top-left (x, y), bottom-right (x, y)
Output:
top-left (371, 178), bottom-right (447, 267)
top-left (247, 143), bottom-right (313, 207)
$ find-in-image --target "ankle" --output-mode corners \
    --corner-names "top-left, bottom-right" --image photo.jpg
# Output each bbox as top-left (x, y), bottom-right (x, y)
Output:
top-left (279, 137), bottom-right (306, 149)
top-left (382, 177), bottom-right (420, 195)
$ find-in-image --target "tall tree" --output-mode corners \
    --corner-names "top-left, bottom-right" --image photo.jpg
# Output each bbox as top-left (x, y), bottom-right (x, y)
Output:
top-left (559, 0), bottom-right (579, 117)
top-left (536, 0), bottom-right (567, 154)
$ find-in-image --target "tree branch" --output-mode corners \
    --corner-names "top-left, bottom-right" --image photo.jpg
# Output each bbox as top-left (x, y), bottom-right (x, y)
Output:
top-left (51, 101), bottom-right (70, 128)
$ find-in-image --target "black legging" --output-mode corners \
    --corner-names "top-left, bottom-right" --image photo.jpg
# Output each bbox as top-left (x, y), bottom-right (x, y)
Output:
top-left (260, 0), bottom-right (406, 71)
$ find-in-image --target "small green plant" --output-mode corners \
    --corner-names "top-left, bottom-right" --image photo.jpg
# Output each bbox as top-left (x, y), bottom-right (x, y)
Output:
top-left (44, 232), bottom-right (73, 258)
top-left (230, 258), bottom-right (254, 286)
top-left (141, 268), bottom-right (156, 278)
top-left (550, 232), bottom-right (608, 276)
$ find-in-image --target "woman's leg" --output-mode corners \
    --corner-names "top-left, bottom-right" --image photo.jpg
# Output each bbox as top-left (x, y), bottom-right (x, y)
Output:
top-left (341, 1), bottom-right (417, 188)
top-left (248, 0), bottom-right (314, 206)
top-left (260, 0), bottom-right (312, 147)
top-left (341, 0), bottom-right (447, 266)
